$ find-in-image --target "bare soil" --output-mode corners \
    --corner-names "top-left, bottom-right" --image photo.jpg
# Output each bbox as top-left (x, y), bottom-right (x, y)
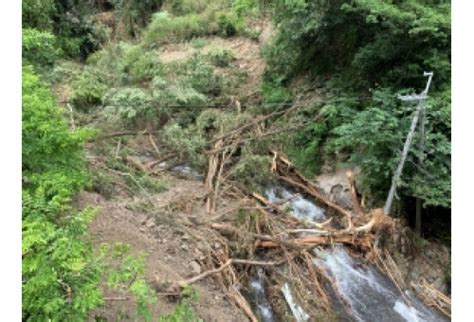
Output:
top-left (78, 176), bottom-right (247, 321)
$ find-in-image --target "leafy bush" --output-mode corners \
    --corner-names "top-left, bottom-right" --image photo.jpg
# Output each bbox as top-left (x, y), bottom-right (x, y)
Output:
top-left (163, 123), bottom-right (207, 167)
top-left (100, 243), bottom-right (157, 321)
top-left (143, 11), bottom-right (216, 46)
top-left (182, 55), bottom-right (224, 96)
top-left (229, 151), bottom-right (273, 191)
top-left (217, 13), bottom-right (239, 37)
top-left (208, 49), bottom-right (235, 67)
top-left (109, 0), bottom-right (163, 37)
top-left (22, 0), bottom-right (56, 31)
top-left (22, 28), bottom-right (59, 66)
top-left (232, 0), bottom-right (259, 17)
top-left (103, 87), bottom-right (155, 126)
top-left (70, 68), bottom-right (107, 109)
top-left (164, 84), bottom-right (208, 106)
top-left (261, 81), bottom-right (292, 104)
top-left (22, 65), bottom-right (101, 320)
top-left (87, 42), bottom-right (163, 85)
top-left (163, 0), bottom-right (220, 16)
top-left (22, 66), bottom-right (93, 185)
top-left (120, 44), bottom-right (163, 83)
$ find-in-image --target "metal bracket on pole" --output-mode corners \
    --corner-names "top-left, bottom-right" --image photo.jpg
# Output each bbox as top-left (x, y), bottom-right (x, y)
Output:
top-left (383, 72), bottom-right (433, 216)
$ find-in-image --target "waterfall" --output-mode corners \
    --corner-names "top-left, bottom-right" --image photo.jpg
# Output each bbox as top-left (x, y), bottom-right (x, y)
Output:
top-left (261, 185), bottom-right (447, 322)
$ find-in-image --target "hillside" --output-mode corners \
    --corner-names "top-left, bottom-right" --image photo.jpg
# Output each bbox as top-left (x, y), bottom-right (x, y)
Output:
top-left (22, 1), bottom-right (451, 321)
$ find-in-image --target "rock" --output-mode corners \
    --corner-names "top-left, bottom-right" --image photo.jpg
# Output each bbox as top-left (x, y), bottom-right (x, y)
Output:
top-left (181, 243), bottom-right (189, 251)
top-left (189, 261), bottom-right (201, 275)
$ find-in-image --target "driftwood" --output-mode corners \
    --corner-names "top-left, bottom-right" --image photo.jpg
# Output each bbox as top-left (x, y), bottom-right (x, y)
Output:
top-left (148, 152), bottom-right (178, 169)
top-left (346, 170), bottom-right (364, 216)
top-left (256, 235), bottom-right (373, 250)
top-left (412, 279), bottom-right (451, 318)
top-left (178, 258), bottom-right (286, 287)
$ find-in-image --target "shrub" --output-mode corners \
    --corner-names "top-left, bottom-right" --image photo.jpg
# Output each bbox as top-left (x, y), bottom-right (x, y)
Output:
top-left (70, 68), bottom-right (107, 109)
top-left (109, 0), bottom-right (163, 37)
top-left (232, 0), bottom-right (258, 17)
top-left (182, 55), bottom-right (224, 96)
top-left (143, 11), bottom-right (216, 46)
top-left (261, 81), bottom-right (292, 104)
top-left (120, 44), bottom-right (163, 83)
top-left (103, 87), bottom-right (155, 126)
top-left (164, 84), bottom-right (208, 106)
top-left (163, 123), bottom-right (206, 167)
top-left (217, 13), bottom-right (239, 37)
top-left (22, 0), bottom-right (56, 31)
top-left (22, 65), bottom-right (101, 320)
top-left (87, 42), bottom-right (163, 85)
top-left (228, 151), bottom-right (273, 191)
top-left (208, 49), bottom-right (235, 67)
top-left (22, 28), bottom-right (59, 66)
top-left (163, 0), bottom-right (218, 16)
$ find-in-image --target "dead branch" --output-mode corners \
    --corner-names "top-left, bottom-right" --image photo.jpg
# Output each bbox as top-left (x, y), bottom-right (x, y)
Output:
top-left (208, 103), bottom-right (304, 146)
top-left (256, 235), bottom-right (373, 250)
top-left (346, 170), bottom-right (364, 216)
top-left (278, 175), bottom-right (353, 230)
top-left (148, 152), bottom-right (178, 168)
top-left (178, 258), bottom-right (285, 287)
top-left (227, 288), bottom-right (258, 322)
top-left (148, 134), bottom-right (160, 155)
top-left (93, 130), bottom-right (159, 141)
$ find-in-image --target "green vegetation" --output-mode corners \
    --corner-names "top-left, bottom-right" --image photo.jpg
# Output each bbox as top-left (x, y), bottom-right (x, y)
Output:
top-left (70, 68), bottom-right (107, 109)
top-left (22, 0), bottom-right (105, 58)
top-left (22, 65), bottom-right (101, 320)
top-left (159, 286), bottom-right (202, 322)
top-left (208, 49), bottom-right (235, 67)
top-left (264, 0), bottom-right (451, 211)
top-left (22, 0), bottom-right (451, 319)
top-left (22, 63), bottom-right (158, 321)
top-left (22, 28), bottom-right (59, 66)
top-left (143, 11), bottom-right (217, 46)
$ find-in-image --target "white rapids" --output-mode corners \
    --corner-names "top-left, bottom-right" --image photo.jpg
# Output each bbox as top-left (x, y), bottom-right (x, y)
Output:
top-left (262, 185), bottom-right (447, 322)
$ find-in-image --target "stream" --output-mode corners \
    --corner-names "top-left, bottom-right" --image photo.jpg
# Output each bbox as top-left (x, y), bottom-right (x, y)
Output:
top-left (256, 185), bottom-right (448, 322)
top-left (137, 157), bottom-right (447, 321)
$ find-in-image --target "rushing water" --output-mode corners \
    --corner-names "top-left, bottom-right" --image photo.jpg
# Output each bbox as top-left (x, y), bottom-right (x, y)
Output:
top-left (265, 186), bottom-right (326, 221)
top-left (250, 269), bottom-right (275, 322)
top-left (262, 185), bottom-right (448, 322)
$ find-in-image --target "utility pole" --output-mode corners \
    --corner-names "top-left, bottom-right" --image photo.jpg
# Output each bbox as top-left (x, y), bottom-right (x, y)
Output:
top-left (383, 72), bottom-right (433, 218)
